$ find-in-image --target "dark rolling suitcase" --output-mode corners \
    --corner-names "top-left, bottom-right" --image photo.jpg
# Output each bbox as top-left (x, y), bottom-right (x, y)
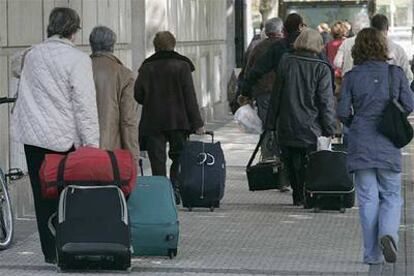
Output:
top-left (304, 150), bottom-right (355, 213)
top-left (246, 131), bottom-right (289, 191)
top-left (178, 131), bottom-right (226, 211)
top-left (56, 185), bottom-right (131, 270)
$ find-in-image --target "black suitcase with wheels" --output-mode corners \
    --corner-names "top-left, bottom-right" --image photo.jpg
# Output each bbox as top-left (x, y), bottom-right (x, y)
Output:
top-left (178, 131), bottom-right (226, 211)
top-left (56, 185), bottom-right (131, 270)
top-left (304, 150), bottom-right (355, 213)
top-left (246, 131), bottom-right (289, 191)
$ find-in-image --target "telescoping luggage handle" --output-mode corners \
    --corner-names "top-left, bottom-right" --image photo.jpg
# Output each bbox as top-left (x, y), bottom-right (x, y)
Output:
top-left (204, 131), bottom-right (214, 143)
top-left (138, 159), bottom-right (144, 176)
top-left (56, 151), bottom-right (122, 190)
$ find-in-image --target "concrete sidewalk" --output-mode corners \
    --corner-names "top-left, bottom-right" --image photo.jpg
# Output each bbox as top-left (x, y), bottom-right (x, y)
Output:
top-left (1, 119), bottom-right (413, 275)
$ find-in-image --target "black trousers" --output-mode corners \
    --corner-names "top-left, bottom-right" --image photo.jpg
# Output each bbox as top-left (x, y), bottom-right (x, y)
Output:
top-left (24, 144), bottom-right (74, 261)
top-left (145, 131), bottom-right (187, 189)
top-left (280, 145), bottom-right (316, 203)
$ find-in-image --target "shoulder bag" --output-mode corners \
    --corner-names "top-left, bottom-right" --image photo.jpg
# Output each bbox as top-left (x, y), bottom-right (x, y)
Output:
top-left (378, 65), bottom-right (413, 148)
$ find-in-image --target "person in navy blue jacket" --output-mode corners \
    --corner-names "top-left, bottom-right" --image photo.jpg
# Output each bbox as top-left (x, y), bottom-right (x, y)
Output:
top-left (337, 28), bottom-right (414, 265)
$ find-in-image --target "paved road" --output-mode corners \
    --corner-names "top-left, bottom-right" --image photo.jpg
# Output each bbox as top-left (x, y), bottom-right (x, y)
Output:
top-left (1, 119), bottom-right (412, 275)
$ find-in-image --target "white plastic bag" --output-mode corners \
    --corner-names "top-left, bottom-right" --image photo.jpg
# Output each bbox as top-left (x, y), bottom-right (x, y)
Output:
top-left (234, 104), bottom-right (263, 134)
top-left (317, 136), bottom-right (332, 151)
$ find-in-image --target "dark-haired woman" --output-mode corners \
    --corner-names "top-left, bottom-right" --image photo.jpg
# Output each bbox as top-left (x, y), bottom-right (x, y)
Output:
top-left (337, 28), bottom-right (414, 265)
top-left (11, 8), bottom-right (99, 263)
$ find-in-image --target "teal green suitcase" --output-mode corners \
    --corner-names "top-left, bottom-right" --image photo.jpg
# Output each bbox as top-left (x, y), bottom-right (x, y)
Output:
top-left (127, 176), bottom-right (179, 258)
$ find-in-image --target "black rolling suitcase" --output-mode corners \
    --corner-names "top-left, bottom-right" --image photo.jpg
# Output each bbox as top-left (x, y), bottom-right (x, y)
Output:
top-left (246, 131), bottom-right (289, 191)
top-left (304, 150), bottom-right (355, 213)
top-left (178, 131), bottom-right (226, 211)
top-left (56, 185), bottom-right (131, 270)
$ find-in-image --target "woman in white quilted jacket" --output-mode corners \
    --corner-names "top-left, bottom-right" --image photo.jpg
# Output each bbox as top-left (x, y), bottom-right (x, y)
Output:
top-left (11, 7), bottom-right (99, 264)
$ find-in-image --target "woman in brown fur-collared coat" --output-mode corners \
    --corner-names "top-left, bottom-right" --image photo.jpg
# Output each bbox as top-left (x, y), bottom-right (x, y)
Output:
top-left (134, 31), bottom-right (204, 203)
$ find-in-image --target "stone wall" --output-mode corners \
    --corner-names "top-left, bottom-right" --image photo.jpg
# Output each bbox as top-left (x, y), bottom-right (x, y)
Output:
top-left (132, 0), bottom-right (231, 120)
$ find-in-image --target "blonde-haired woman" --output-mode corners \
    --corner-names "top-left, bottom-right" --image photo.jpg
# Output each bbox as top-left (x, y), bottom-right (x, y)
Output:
top-left (326, 21), bottom-right (348, 76)
top-left (317, 22), bottom-right (331, 45)
top-left (268, 28), bottom-right (336, 205)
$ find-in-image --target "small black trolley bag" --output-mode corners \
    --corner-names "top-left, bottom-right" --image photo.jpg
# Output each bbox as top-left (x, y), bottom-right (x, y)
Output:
top-left (55, 185), bottom-right (131, 270)
top-left (178, 131), bottom-right (226, 211)
top-left (246, 131), bottom-right (288, 191)
top-left (304, 150), bottom-right (355, 213)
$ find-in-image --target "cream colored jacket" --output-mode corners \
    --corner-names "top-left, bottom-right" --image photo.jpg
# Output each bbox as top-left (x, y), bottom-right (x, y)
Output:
top-left (11, 36), bottom-right (100, 151)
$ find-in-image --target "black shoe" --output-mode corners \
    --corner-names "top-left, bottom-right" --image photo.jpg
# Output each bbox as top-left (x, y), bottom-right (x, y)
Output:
top-left (279, 186), bottom-right (290, 193)
top-left (293, 200), bottom-right (304, 206)
top-left (44, 257), bottom-right (56, 264)
top-left (380, 235), bottom-right (397, 263)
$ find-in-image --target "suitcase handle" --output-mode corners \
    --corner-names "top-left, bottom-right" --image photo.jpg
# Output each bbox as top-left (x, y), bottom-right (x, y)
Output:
top-left (56, 151), bottom-right (122, 189)
top-left (190, 130), bottom-right (214, 143)
top-left (204, 130), bottom-right (214, 142)
top-left (139, 159), bottom-right (144, 176)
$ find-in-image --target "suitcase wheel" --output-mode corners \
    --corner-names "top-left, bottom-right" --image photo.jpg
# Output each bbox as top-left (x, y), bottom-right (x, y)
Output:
top-left (168, 248), bottom-right (177, 259)
top-left (57, 251), bottom-right (71, 271)
top-left (209, 206), bottom-right (215, 212)
top-left (313, 207), bottom-right (321, 213)
top-left (188, 207), bottom-right (193, 212)
top-left (340, 208), bottom-right (346, 213)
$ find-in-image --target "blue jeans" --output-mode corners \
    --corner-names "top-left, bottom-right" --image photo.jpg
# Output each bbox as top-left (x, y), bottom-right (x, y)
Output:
top-left (354, 169), bottom-right (402, 264)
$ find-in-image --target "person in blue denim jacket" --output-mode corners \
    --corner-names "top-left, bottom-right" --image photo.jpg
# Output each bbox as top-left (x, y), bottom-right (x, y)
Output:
top-left (337, 28), bottom-right (414, 265)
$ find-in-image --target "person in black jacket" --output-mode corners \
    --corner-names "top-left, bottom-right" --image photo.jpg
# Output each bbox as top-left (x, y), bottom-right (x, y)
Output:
top-left (134, 31), bottom-right (205, 204)
top-left (239, 13), bottom-right (306, 101)
top-left (239, 13), bottom-right (334, 102)
top-left (271, 28), bottom-right (336, 206)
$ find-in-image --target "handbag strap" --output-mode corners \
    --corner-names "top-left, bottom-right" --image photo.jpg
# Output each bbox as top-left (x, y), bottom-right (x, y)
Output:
top-left (57, 155), bottom-right (69, 191)
top-left (247, 131), bottom-right (266, 169)
top-left (107, 151), bottom-right (121, 187)
top-left (388, 65), bottom-right (394, 100)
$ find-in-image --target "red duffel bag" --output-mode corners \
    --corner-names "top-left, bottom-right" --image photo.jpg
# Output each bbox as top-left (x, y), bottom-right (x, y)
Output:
top-left (40, 147), bottom-right (137, 199)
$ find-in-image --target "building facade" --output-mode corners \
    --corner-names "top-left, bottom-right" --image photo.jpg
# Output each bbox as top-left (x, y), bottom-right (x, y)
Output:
top-left (0, 0), bottom-right (236, 217)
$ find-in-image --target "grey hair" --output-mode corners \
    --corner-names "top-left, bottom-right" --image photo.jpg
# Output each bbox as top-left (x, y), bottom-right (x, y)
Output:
top-left (293, 28), bottom-right (324, 54)
top-left (89, 26), bottom-right (117, 53)
top-left (264, 17), bottom-right (283, 35)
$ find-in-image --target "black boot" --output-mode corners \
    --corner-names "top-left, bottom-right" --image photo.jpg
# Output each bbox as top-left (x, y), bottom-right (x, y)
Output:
top-left (174, 189), bottom-right (181, 205)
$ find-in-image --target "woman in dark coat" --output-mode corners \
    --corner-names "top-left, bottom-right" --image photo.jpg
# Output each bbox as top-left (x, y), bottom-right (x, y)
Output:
top-left (134, 31), bottom-right (204, 203)
top-left (270, 28), bottom-right (336, 206)
top-left (337, 28), bottom-right (414, 264)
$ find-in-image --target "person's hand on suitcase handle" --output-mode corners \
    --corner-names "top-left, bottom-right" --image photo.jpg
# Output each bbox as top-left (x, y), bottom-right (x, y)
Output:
top-left (195, 127), bottom-right (206, 135)
top-left (192, 128), bottom-right (214, 143)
